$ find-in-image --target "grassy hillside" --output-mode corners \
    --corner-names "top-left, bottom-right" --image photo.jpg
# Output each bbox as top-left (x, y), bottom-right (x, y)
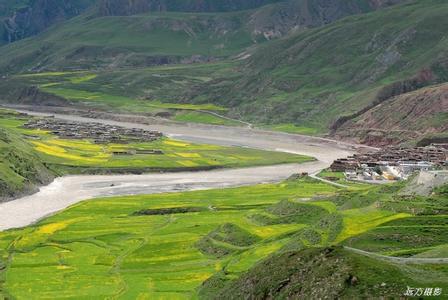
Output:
top-left (0, 10), bottom-right (256, 73)
top-left (1, 175), bottom-right (446, 298)
top-left (0, 0), bottom-right (404, 73)
top-left (0, 109), bottom-right (54, 200)
top-left (204, 246), bottom-right (448, 299)
top-left (97, 0), bottom-right (283, 15)
top-left (1, 0), bottom-right (444, 137)
top-left (185, 0), bottom-right (448, 131)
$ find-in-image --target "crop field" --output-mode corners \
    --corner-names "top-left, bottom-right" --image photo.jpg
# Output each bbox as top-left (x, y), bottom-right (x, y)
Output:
top-left (8, 64), bottom-right (242, 126)
top-left (18, 66), bottom-right (244, 127)
top-left (31, 137), bottom-right (309, 171)
top-left (0, 179), bottom-right (338, 299)
top-left (39, 86), bottom-right (226, 114)
top-left (0, 111), bottom-right (310, 174)
top-left (1, 176), bottom-right (444, 299)
top-left (263, 123), bottom-right (322, 135)
top-left (173, 111), bottom-right (242, 126)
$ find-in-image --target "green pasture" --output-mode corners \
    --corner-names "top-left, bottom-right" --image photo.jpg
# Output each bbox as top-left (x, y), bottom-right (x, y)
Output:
top-left (41, 86), bottom-right (226, 113)
top-left (11, 63), bottom-right (252, 127)
top-left (262, 123), bottom-right (322, 135)
top-left (173, 111), bottom-right (242, 126)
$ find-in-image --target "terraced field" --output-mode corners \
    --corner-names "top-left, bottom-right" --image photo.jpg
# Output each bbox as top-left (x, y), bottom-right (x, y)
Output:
top-left (1, 176), bottom-right (445, 299)
top-left (11, 66), bottom-right (243, 127)
top-left (0, 178), bottom-right (339, 299)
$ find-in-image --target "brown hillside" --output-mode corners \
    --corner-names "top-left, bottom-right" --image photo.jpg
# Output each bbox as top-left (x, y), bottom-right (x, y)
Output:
top-left (333, 83), bottom-right (448, 146)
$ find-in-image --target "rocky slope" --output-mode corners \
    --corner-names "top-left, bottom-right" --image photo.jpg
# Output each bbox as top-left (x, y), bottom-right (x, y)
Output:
top-left (0, 0), bottom-right (95, 45)
top-left (333, 83), bottom-right (448, 146)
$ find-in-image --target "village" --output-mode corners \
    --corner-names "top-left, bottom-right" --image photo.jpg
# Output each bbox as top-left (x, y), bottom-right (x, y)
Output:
top-left (330, 144), bottom-right (448, 183)
top-left (23, 118), bottom-right (163, 144)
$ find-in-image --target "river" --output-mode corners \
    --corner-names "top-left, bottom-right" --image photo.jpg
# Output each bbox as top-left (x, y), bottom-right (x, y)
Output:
top-left (0, 109), bottom-right (367, 231)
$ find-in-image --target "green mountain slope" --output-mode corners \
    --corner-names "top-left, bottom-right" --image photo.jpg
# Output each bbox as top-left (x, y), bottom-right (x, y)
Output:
top-left (1, 0), bottom-right (445, 139)
top-left (97, 0), bottom-right (283, 15)
top-left (0, 110), bottom-right (54, 201)
top-left (187, 0), bottom-right (448, 131)
top-left (201, 246), bottom-right (448, 299)
top-left (0, 0), bottom-right (403, 73)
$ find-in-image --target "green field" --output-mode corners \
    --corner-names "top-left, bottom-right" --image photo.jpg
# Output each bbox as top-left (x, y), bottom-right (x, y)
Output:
top-left (0, 110), bottom-right (309, 172)
top-left (0, 178), bottom-right (339, 299)
top-left (173, 111), bottom-right (242, 126)
top-left (262, 123), bottom-right (322, 135)
top-left (1, 175), bottom-right (446, 299)
top-left (8, 65), bottom-right (252, 127)
top-left (31, 136), bottom-right (309, 172)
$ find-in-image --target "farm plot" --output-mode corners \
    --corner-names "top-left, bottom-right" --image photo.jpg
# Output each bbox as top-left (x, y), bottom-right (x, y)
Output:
top-left (0, 111), bottom-right (312, 173)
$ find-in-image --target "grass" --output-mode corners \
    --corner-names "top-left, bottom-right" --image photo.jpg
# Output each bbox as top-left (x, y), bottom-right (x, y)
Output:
top-left (0, 111), bottom-right (53, 199)
top-left (204, 246), bottom-right (448, 299)
top-left (0, 9), bottom-right (257, 72)
top-left (46, 88), bottom-right (226, 114)
top-left (1, 1), bottom-right (447, 137)
top-left (335, 208), bottom-right (411, 243)
top-left (343, 215), bottom-right (448, 256)
top-left (173, 111), bottom-right (242, 126)
top-left (262, 123), bottom-right (322, 135)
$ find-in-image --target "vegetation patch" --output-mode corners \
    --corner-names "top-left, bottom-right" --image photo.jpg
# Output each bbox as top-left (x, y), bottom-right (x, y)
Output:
top-left (196, 223), bottom-right (261, 258)
top-left (134, 206), bottom-right (205, 216)
top-left (265, 200), bottom-right (330, 225)
top-left (343, 215), bottom-right (448, 256)
top-left (0, 112), bottom-right (54, 199)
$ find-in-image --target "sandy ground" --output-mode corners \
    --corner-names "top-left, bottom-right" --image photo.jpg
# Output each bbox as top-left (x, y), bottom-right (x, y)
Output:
top-left (0, 109), bottom-right (368, 231)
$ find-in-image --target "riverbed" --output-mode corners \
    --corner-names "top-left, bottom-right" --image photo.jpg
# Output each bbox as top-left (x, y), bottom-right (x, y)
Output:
top-left (0, 109), bottom-right (365, 231)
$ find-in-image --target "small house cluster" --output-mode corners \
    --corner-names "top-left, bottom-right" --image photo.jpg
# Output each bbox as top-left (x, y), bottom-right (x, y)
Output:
top-left (23, 118), bottom-right (163, 144)
top-left (331, 145), bottom-right (448, 182)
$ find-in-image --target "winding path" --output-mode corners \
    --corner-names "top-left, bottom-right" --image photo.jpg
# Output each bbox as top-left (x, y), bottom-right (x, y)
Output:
top-left (344, 246), bottom-right (448, 264)
top-left (0, 109), bottom-right (371, 231)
